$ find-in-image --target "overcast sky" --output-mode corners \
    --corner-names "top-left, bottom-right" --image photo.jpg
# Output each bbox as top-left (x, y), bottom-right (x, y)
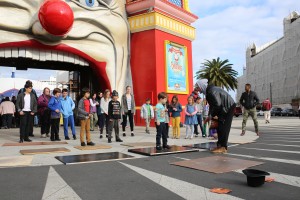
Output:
top-left (0, 0), bottom-right (299, 95)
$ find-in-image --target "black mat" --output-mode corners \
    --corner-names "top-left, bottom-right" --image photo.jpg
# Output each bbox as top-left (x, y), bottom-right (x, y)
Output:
top-left (183, 142), bottom-right (232, 150)
top-left (55, 152), bottom-right (134, 165)
top-left (128, 145), bottom-right (198, 156)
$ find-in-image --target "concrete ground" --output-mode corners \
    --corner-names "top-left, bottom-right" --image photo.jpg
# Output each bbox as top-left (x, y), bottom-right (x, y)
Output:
top-left (0, 116), bottom-right (299, 200)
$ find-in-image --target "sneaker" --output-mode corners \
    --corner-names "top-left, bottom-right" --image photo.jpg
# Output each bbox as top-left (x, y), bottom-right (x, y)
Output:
top-left (131, 133), bottom-right (134, 137)
top-left (106, 134), bottom-right (108, 138)
top-left (123, 133), bottom-right (126, 137)
top-left (202, 135), bottom-right (206, 138)
top-left (46, 133), bottom-right (50, 137)
top-left (87, 142), bottom-right (95, 146)
top-left (41, 134), bottom-right (46, 138)
top-left (55, 138), bottom-right (61, 141)
top-left (81, 142), bottom-right (86, 146)
top-left (116, 138), bottom-right (123, 142)
top-left (108, 139), bottom-right (112, 143)
top-left (50, 139), bottom-right (55, 141)
top-left (29, 134), bottom-right (35, 137)
top-left (240, 131), bottom-right (245, 136)
top-left (163, 145), bottom-right (171, 149)
top-left (73, 135), bottom-right (77, 140)
top-left (211, 147), bottom-right (227, 154)
top-left (65, 136), bottom-right (70, 140)
top-left (24, 138), bottom-right (32, 142)
top-left (156, 146), bottom-right (162, 151)
top-left (100, 135), bottom-right (103, 139)
top-left (256, 131), bottom-right (260, 136)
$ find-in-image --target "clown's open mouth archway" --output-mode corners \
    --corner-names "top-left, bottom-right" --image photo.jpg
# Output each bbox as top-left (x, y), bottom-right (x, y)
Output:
top-left (0, 0), bottom-right (131, 95)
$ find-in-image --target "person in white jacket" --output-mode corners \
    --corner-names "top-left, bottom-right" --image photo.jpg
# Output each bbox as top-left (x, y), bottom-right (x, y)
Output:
top-left (140, 98), bottom-right (154, 134)
top-left (100, 89), bottom-right (111, 138)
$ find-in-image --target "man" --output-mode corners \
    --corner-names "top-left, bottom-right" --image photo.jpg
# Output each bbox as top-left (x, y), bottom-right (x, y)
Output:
top-left (239, 84), bottom-right (260, 136)
top-left (18, 80), bottom-right (37, 137)
top-left (0, 97), bottom-right (15, 129)
top-left (16, 82), bottom-right (37, 143)
top-left (262, 98), bottom-right (272, 124)
top-left (60, 89), bottom-right (76, 140)
top-left (197, 80), bottom-right (236, 154)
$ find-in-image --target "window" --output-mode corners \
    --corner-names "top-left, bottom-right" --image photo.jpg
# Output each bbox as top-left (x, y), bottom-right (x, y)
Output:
top-left (168, 0), bottom-right (183, 8)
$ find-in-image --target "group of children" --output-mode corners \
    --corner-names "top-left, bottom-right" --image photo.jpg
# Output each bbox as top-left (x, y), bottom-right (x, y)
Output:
top-left (140, 92), bottom-right (218, 150)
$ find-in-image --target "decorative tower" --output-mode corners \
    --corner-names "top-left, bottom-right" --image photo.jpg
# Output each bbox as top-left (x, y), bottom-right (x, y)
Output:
top-left (126, 0), bottom-right (198, 125)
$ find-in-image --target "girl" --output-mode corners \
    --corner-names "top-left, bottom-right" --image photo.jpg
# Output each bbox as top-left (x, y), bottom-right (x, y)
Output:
top-left (121, 86), bottom-right (136, 137)
top-left (169, 95), bottom-right (182, 139)
top-left (100, 89), bottom-right (111, 138)
top-left (164, 98), bottom-right (171, 138)
top-left (184, 96), bottom-right (198, 139)
top-left (202, 99), bottom-right (209, 137)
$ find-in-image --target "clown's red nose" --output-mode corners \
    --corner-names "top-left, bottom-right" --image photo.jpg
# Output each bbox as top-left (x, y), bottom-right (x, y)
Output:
top-left (38, 0), bottom-right (74, 36)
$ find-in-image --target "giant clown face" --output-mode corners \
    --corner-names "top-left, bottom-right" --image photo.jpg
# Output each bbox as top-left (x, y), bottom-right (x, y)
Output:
top-left (0, 0), bottom-right (130, 92)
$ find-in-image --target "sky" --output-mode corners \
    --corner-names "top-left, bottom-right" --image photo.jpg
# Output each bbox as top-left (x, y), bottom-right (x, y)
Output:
top-left (0, 0), bottom-right (300, 94)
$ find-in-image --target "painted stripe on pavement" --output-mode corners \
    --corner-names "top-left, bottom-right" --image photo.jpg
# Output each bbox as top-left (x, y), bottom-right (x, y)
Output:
top-left (238, 147), bottom-right (300, 154)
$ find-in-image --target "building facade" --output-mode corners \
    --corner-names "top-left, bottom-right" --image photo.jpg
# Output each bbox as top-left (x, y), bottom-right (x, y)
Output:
top-left (237, 11), bottom-right (300, 108)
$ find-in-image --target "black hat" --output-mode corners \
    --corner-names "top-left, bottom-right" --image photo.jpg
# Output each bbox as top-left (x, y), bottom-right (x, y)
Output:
top-left (242, 169), bottom-right (270, 187)
top-left (112, 90), bottom-right (118, 97)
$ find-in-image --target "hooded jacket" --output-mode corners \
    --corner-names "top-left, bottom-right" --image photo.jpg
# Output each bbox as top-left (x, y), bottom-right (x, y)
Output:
top-left (60, 96), bottom-right (75, 118)
top-left (206, 85), bottom-right (235, 118)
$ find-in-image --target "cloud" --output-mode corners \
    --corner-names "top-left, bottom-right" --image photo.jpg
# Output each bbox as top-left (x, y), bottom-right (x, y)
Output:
top-left (190, 0), bottom-right (300, 77)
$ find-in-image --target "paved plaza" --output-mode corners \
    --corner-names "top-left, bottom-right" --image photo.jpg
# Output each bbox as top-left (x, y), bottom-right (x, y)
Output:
top-left (0, 117), bottom-right (299, 200)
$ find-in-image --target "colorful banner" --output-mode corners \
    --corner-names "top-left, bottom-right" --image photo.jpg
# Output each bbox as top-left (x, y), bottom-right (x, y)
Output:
top-left (165, 41), bottom-right (189, 94)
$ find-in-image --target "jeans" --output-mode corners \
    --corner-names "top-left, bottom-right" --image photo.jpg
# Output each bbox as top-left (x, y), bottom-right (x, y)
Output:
top-left (156, 122), bottom-right (167, 147)
top-left (108, 119), bottom-right (120, 140)
top-left (19, 111), bottom-right (34, 139)
top-left (122, 110), bottom-right (134, 132)
top-left (1, 114), bottom-right (13, 128)
top-left (194, 114), bottom-right (204, 136)
top-left (242, 107), bottom-right (259, 132)
top-left (50, 118), bottom-right (60, 140)
top-left (80, 118), bottom-right (91, 143)
top-left (63, 115), bottom-right (76, 137)
top-left (40, 109), bottom-right (51, 135)
top-left (172, 117), bottom-right (181, 138)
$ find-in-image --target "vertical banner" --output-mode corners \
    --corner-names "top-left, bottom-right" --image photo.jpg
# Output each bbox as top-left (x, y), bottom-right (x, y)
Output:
top-left (165, 40), bottom-right (189, 94)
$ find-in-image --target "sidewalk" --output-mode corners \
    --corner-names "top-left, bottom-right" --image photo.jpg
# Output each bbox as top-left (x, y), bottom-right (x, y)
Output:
top-left (0, 125), bottom-right (258, 167)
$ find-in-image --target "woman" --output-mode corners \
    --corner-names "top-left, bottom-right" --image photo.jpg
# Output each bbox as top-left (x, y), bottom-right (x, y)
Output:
top-left (38, 87), bottom-right (51, 138)
top-left (169, 95), bottom-right (182, 139)
top-left (16, 82), bottom-right (37, 143)
top-left (100, 89), bottom-right (111, 138)
top-left (121, 86), bottom-right (136, 137)
top-left (89, 93), bottom-right (99, 131)
top-left (96, 92), bottom-right (104, 137)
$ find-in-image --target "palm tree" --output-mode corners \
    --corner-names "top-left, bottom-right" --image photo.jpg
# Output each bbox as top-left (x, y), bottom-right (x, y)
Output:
top-left (195, 57), bottom-right (238, 91)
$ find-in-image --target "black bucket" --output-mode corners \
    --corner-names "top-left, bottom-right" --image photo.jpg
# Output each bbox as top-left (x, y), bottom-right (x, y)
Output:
top-left (242, 169), bottom-right (270, 187)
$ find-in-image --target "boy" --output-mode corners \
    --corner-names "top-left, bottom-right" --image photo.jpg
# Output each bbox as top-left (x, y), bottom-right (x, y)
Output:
top-left (107, 90), bottom-right (123, 143)
top-left (141, 98), bottom-right (154, 134)
top-left (155, 92), bottom-right (171, 150)
top-left (60, 89), bottom-right (76, 140)
top-left (78, 88), bottom-right (95, 146)
top-left (48, 88), bottom-right (62, 141)
top-left (194, 97), bottom-right (205, 137)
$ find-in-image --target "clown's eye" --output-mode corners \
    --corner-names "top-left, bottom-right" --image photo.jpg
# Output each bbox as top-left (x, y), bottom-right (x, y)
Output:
top-left (79, 0), bottom-right (99, 7)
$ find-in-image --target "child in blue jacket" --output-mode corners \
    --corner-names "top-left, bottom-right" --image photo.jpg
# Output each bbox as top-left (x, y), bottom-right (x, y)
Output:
top-left (48, 88), bottom-right (62, 141)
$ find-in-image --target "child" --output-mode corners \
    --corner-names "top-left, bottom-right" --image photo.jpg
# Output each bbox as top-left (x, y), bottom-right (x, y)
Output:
top-left (169, 95), bottom-right (182, 139)
top-left (78, 89), bottom-right (95, 146)
top-left (48, 88), bottom-right (62, 141)
top-left (184, 96), bottom-right (198, 139)
top-left (155, 92), bottom-right (171, 150)
top-left (141, 98), bottom-right (154, 134)
top-left (107, 90), bottom-right (123, 143)
top-left (194, 97), bottom-right (205, 137)
top-left (202, 99), bottom-right (209, 137)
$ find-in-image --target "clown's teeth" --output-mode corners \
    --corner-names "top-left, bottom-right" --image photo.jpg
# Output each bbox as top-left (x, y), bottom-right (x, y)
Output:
top-left (0, 48), bottom-right (89, 66)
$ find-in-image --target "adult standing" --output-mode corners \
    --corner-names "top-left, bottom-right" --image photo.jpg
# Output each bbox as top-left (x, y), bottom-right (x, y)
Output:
top-left (0, 97), bottom-right (15, 129)
top-left (96, 92), bottom-right (104, 138)
top-left (16, 82), bottom-right (37, 143)
top-left (60, 89), bottom-right (76, 140)
top-left (262, 98), bottom-right (272, 124)
top-left (100, 89), bottom-right (111, 138)
top-left (18, 80), bottom-right (37, 137)
top-left (169, 95), bottom-right (182, 139)
top-left (197, 81), bottom-right (236, 154)
top-left (89, 93), bottom-right (99, 131)
top-left (121, 86), bottom-right (136, 137)
top-left (239, 83), bottom-right (260, 136)
top-left (38, 87), bottom-right (51, 138)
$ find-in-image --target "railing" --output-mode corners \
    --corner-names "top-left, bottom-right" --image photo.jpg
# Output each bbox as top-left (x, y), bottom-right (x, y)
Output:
top-left (126, 0), bottom-right (184, 9)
